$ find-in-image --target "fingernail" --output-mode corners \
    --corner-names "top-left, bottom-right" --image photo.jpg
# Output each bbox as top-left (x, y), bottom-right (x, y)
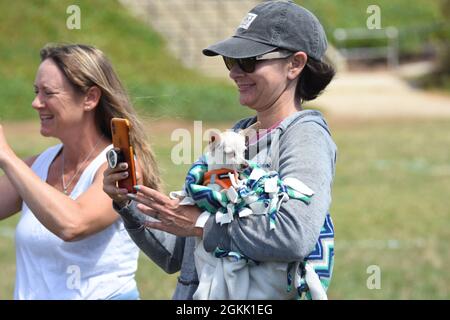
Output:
top-left (121, 163), bottom-right (128, 169)
top-left (126, 193), bottom-right (136, 200)
top-left (134, 185), bottom-right (140, 190)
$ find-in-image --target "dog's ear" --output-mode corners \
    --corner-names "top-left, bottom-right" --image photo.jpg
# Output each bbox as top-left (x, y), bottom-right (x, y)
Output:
top-left (209, 132), bottom-right (221, 146)
top-left (239, 121), bottom-right (261, 138)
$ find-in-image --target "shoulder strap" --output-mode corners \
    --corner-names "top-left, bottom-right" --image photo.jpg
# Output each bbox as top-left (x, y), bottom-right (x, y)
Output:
top-left (267, 116), bottom-right (331, 171)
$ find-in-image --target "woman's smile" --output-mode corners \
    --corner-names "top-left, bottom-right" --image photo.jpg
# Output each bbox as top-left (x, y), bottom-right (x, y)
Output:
top-left (236, 82), bottom-right (255, 92)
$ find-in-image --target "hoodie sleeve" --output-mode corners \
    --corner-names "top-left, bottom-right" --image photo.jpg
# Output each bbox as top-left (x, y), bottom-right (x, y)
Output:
top-left (114, 201), bottom-right (185, 274)
top-left (202, 120), bottom-right (337, 262)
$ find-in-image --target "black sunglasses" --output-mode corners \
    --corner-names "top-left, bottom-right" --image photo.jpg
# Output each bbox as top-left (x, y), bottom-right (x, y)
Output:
top-left (223, 50), bottom-right (293, 73)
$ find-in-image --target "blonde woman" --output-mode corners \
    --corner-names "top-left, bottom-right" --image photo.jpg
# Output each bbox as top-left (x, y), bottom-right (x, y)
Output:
top-left (0, 44), bottom-right (160, 299)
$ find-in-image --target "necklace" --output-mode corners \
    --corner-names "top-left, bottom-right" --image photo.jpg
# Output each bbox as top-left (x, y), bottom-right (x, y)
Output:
top-left (61, 135), bottom-right (104, 195)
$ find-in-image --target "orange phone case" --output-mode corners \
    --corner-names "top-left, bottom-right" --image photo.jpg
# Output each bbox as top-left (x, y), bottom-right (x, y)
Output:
top-left (111, 118), bottom-right (137, 193)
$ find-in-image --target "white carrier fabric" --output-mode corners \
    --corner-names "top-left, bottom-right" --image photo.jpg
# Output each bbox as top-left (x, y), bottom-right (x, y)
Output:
top-left (14, 144), bottom-right (139, 300)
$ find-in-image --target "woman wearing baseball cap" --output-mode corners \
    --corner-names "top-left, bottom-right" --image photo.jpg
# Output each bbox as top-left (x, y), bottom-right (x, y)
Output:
top-left (107, 0), bottom-right (337, 300)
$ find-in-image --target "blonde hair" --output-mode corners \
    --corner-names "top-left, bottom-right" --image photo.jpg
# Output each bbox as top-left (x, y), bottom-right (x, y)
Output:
top-left (40, 43), bottom-right (161, 191)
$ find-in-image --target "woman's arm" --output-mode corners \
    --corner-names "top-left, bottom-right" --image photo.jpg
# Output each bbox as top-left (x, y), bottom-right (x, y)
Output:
top-left (202, 121), bottom-right (337, 262)
top-left (3, 158), bottom-right (119, 241)
top-left (0, 126), bottom-right (119, 241)
top-left (114, 201), bottom-right (184, 274)
top-left (0, 156), bottom-right (37, 221)
top-left (103, 160), bottom-right (185, 273)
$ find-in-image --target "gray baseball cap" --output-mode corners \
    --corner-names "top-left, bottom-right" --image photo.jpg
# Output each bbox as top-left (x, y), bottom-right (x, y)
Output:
top-left (203, 0), bottom-right (327, 60)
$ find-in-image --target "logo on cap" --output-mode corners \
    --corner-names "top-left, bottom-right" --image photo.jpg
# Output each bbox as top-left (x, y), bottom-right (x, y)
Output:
top-left (238, 13), bottom-right (257, 30)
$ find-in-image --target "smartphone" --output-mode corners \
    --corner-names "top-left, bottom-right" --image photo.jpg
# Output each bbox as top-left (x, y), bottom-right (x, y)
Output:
top-left (110, 118), bottom-right (137, 193)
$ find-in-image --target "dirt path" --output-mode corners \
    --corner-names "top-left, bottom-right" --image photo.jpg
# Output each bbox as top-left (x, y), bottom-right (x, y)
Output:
top-left (312, 70), bottom-right (450, 120)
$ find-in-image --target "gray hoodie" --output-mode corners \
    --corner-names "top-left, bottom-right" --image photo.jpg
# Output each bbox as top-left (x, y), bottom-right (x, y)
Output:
top-left (115, 109), bottom-right (337, 299)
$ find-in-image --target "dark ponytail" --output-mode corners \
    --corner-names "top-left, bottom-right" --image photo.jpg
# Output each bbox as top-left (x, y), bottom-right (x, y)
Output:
top-left (296, 57), bottom-right (336, 103)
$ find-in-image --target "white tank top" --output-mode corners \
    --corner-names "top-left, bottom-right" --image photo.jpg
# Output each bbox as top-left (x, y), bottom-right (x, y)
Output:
top-left (14, 144), bottom-right (139, 300)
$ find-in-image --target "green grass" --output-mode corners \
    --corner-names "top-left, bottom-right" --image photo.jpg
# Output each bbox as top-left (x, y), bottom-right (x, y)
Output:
top-left (330, 119), bottom-right (450, 299)
top-left (1, 118), bottom-right (450, 299)
top-left (0, 0), bottom-right (251, 122)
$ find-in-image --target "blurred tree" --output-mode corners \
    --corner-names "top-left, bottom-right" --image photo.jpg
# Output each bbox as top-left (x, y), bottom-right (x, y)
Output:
top-left (415, 0), bottom-right (450, 91)
top-left (430, 0), bottom-right (450, 88)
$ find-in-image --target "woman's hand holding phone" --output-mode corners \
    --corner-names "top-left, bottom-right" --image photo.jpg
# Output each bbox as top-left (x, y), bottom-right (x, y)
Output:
top-left (103, 158), bottom-right (132, 207)
top-left (103, 118), bottom-right (139, 208)
top-left (108, 118), bottom-right (137, 193)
